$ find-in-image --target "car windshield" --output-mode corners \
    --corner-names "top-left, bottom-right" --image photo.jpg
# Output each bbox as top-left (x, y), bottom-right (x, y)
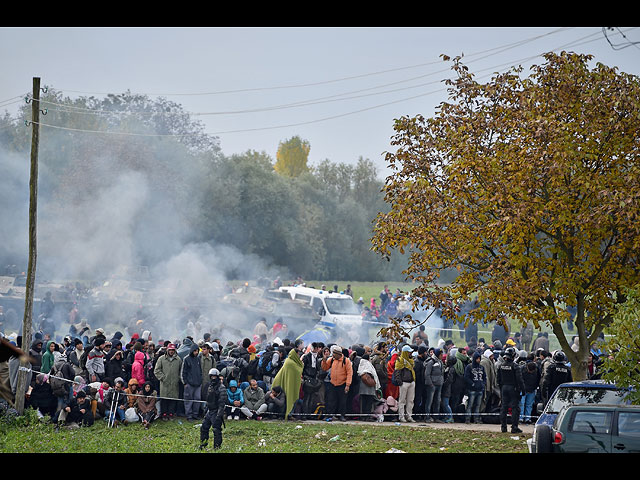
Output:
top-left (547, 387), bottom-right (629, 414)
top-left (325, 298), bottom-right (361, 315)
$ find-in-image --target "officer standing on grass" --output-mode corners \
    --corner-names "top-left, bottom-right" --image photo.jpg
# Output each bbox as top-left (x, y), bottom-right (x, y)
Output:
top-left (200, 368), bottom-right (227, 450)
top-left (497, 346), bottom-right (525, 434)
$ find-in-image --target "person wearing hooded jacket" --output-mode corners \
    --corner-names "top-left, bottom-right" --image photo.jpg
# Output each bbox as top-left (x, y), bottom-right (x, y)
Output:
top-left (225, 379), bottom-right (252, 419)
top-left (131, 351), bottom-right (146, 387)
top-left (423, 348), bottom-right (445, 422)
top-left (479, 349), bottom-right (499, 413)
top-left (181, 343), bottom-right (203, 420)
top-left (50, 352), bottom-right (75, 413)
top-left (440, 355), bottom-right (457, 423)
top-left (449, 348), bottom-right (469, 414)
top-left (29, 373), bottom-right (57, 417)
top-left (395, 345), bottom-right (416, 423)
top-left (177, 337), bottom-right (195, 360)
top-left (124, 378), bottom-right (140, 410)
top-left (105, 349), bottom-right (126, 381)
top-left (137, 381), bottom-right (157, 429)
top-left (40, 340), bottom-right (57, 375)
top-left (68, 338), bottom-right (85, 377)
top-left (153, 343), bottom-right (182, 419)
top-left (464, 351), bottom-right (486, 424)
top-left (28, 339), bottom-right (44, 381)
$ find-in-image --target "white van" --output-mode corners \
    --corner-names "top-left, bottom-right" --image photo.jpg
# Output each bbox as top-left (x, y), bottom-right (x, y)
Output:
top-left (276, 285), bottom-right (363, 329)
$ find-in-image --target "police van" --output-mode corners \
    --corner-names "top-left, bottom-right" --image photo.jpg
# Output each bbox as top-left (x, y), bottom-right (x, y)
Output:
top-left (276, 285), bottom-right (363, 329)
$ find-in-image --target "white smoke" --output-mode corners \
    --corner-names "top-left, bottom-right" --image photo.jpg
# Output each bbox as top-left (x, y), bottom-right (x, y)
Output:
top-left (38, 170), bottom-right (150, 280)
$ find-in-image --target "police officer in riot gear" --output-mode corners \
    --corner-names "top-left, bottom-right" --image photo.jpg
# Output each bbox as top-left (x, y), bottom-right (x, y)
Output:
top-left (497, 347), bottom-right (525, 433)
top-left (541, 350), bottom-right (573, 407)
top-left (200, 368), bottom-right (227, 450)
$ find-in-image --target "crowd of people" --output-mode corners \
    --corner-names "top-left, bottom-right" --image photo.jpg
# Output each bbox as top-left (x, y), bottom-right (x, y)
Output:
top-left (0, 281), bottom-right (611, 449)
top-left (2, 319), bottom-right (608, 430)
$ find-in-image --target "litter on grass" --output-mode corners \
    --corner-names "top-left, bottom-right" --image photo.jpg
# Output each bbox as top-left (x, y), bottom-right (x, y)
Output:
top-left (386, 448), bottom-right (406, 453)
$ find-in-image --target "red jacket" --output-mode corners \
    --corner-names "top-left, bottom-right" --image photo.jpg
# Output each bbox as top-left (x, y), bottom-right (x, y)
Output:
top-left (131, 351), bottom-right (146, 386)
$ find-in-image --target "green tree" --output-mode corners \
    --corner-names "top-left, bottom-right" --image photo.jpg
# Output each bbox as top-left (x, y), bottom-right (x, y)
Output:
top-left (372, 52), bottom-right (640, 379)
top-left (602, 285), bottom-right (640, 404)
top-left (274, 135), bottom-right (310, 177)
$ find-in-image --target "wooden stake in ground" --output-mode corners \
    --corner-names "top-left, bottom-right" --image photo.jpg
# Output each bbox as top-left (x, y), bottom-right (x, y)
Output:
top-left (14, 77), bottom-right (40, 415)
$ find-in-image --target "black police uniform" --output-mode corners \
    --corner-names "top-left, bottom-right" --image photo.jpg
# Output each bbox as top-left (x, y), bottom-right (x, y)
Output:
top-left (542, 360), bottom-right (573, 406)
top-left (497, 354), bottom-right (525, 432)
top-left (200, 376), bottom-right (227, 449)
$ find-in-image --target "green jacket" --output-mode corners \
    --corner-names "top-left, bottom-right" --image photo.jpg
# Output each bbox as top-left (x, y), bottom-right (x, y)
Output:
top-left (40, 341), bottom-right (56, 375)
top-left (199, 352), bottom-right (215, 388)
top-left (243, 385), bottom-right (266, 411)
top-left (153, 353), bottom-right (182, 399)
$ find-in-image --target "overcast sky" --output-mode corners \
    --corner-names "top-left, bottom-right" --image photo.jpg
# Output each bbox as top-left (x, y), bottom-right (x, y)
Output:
top-left (1, 26), bottom-right (639, 175)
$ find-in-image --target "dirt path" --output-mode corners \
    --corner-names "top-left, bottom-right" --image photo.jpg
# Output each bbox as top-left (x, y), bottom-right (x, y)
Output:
top-left (300, 418), bottom-right (535, 435)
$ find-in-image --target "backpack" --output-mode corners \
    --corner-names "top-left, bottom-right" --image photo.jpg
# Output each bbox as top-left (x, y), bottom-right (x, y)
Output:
top-left (79, 349), bottom-right (89, 371)
top-left (246, 357), bottom-right (259, 377)
top-left (257, 350), bottom-right (275, 377)
top-left (371, 355), bottom-right (388, 386)
top-left (50, 365), bottom-right (68, 397)
top-left (216, 356), bottom-right (233, 371)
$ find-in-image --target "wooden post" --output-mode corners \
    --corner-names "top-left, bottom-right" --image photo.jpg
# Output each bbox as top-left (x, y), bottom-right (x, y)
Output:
top-left (14, 77), bottom-right (40, 415)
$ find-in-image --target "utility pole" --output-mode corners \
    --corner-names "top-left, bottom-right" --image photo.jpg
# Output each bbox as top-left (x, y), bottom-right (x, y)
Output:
top-left (15, 77), bottom-right (41, 415)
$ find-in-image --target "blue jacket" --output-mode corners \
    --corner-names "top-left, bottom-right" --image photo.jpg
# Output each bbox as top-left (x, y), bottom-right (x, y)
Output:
top-left (226, 380), bottom-right (244, 405)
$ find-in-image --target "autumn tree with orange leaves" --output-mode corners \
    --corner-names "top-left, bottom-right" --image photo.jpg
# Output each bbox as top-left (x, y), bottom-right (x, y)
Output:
top-left (372, 52), bottom-right (640, 381)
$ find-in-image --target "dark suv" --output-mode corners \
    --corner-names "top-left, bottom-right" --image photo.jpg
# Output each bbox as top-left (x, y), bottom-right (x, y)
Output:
top-left (528, 380), bottom-right (631, 453)
top-left (534, 404), bottom-right (640, 453)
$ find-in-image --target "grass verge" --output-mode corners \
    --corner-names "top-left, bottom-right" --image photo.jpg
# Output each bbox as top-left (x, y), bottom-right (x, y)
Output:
top-left (0, 415), bottom-right (531, 453)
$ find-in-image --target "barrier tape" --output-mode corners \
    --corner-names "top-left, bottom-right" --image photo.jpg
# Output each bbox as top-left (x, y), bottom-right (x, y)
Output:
top-left (18, 366), bottom-right (539, 422)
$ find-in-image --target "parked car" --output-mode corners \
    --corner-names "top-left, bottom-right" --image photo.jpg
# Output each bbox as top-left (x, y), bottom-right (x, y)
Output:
top-left (528, 380), bottom-right (631, 453)
top-left (533, 404), bottom-right (640, 453)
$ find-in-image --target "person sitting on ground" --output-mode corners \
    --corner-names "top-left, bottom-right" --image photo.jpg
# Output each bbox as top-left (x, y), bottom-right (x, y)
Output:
top-left (29, 373), bottom-right (58, 418)
top-left (137, 381), bottom-right (157, 429)
top-left (243, 378), bottom-right (267, 420)
top-left (225, 379), bottom-right (251, 420)
top-left (55, 389), bottom-right (94, 428)
top-left (263, 385), bottom-right (286, 419)
top-left (104, 379), bottom-right (128, 426)
top-left (124, 378), bottom-right (140, 409)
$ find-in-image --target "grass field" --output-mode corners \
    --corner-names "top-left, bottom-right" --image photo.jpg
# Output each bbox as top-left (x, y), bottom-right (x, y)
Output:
top-left (0, 414), bottom-right (531, 454)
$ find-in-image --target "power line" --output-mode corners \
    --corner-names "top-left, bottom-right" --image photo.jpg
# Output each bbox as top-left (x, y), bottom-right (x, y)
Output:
top-left (27, 27), bottom-right (632, 139)
top-left (35, 27), bottom-right (589, 120)
top-left (602, 27), bottom-right (640, 51)
top-left (49, 27), bottom-right (573, 99)
top-left (0, 97), bottom-right (25, 109)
